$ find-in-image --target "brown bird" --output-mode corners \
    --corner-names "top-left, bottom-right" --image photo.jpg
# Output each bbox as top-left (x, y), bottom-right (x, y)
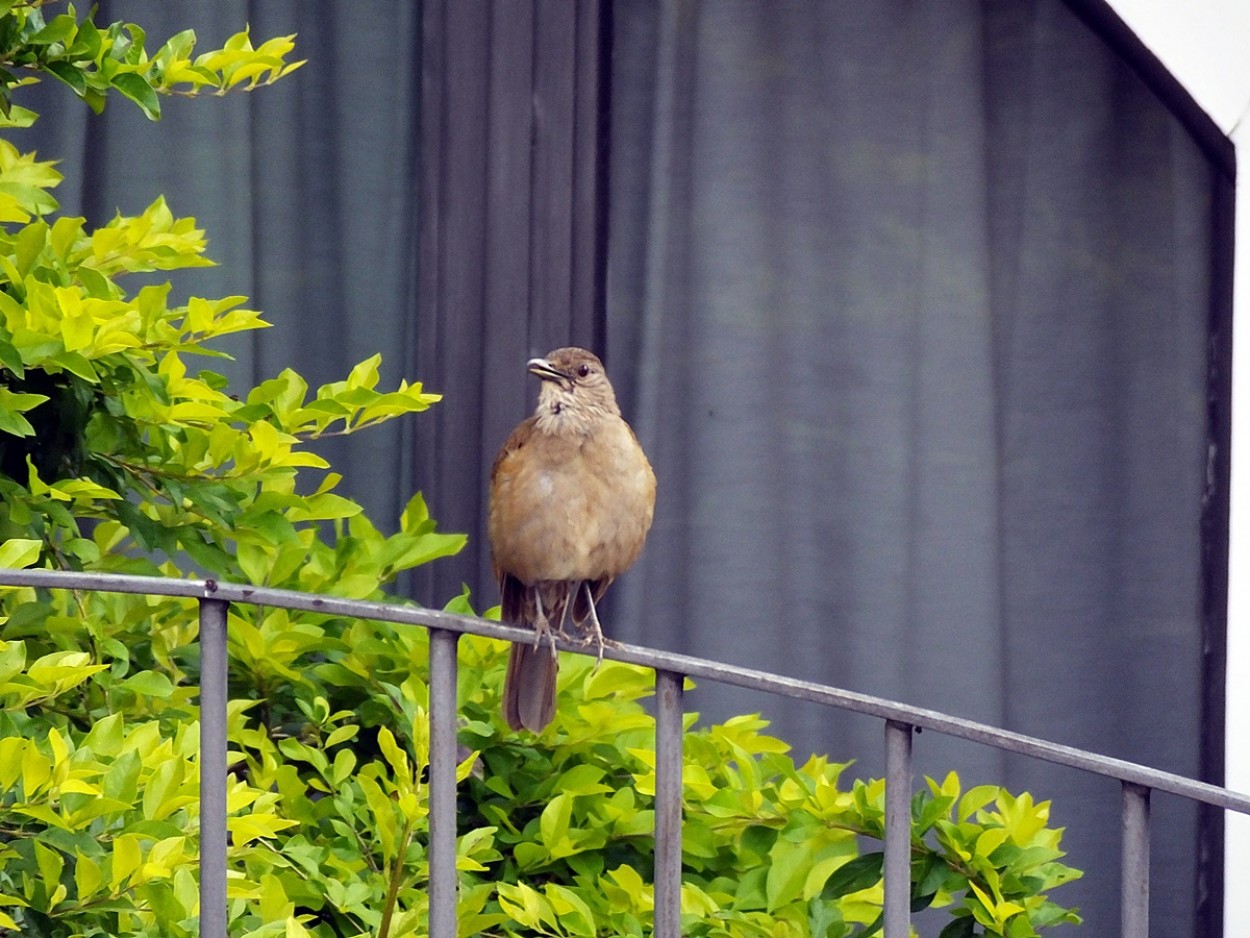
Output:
top-left (489, 347), bottom-right (656, 732)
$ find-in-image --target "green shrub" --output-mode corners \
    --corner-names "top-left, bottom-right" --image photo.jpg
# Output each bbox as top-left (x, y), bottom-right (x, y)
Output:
top-left (0, 5), bottom-right (1082, 936)
top-left (0, 616), bottom-right (1086, 938)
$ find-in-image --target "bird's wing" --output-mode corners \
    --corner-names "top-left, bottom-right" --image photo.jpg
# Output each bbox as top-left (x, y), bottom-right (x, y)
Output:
top-left (499, 572), bottom-right (530, 626)
top-left (490, 415), bottom-right (538, 484)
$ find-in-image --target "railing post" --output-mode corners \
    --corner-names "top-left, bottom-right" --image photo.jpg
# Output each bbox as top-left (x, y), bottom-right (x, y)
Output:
top-left (1121, 782), bottom-right (1150, 938)
top-left (198, 597), bottom-right (229, 938)
top-left (883, 720), bottom-right (913, 938)
top-left (654, 670), bottom-right (685, 938)
top-left (428, 629), bottom-right (460, 938)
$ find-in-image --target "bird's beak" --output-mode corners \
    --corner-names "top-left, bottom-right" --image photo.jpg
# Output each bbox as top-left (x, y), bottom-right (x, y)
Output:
top-left (527, 358), bottom-right (568, 383)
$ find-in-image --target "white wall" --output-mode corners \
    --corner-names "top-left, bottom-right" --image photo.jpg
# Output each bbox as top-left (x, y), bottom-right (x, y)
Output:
top-left (1105, 1), bottom-right (1250, 932)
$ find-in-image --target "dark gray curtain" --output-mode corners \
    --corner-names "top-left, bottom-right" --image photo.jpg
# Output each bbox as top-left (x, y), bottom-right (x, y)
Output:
top-left (605, 1), bottom-right (1230, 935)
top-left (412, 0), bottom-right (608, 601)
top-left (17, 1), bottom-right (1232, 934)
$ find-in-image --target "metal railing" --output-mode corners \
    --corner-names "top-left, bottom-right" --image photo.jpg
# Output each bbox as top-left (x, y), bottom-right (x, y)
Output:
top-left (1, 568), bottom-right (1247, 937)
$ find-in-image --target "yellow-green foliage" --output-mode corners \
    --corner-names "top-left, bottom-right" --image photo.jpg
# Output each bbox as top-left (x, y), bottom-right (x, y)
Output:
top-left (0, 1), bottom-right (301, 124)
top-left (0, 5), bottom-right (1083, 937)
top-left (0, 618), bottom-right (1085, 937)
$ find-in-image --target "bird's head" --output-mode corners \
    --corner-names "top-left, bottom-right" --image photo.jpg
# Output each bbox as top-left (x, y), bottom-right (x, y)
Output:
top-left (529, 346), bottom-right (620, 433)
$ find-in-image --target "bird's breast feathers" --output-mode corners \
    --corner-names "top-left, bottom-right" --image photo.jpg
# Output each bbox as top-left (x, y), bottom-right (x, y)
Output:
top-left (489, 417), bottom-right (655, 584)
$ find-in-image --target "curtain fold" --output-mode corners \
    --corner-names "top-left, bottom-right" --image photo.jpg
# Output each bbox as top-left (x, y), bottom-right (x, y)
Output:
top-left (605, 1), bottom-right (1228, 931)
top-left (412, 0), bottom-right (607, 603)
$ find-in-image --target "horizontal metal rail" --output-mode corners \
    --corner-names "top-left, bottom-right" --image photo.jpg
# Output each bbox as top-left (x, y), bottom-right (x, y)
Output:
top-left (2, 568), bottom-right (1247, 938)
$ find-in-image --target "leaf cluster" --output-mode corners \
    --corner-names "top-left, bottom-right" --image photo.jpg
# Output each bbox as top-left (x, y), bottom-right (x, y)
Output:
top-left (0, 1), bottom-right (302, 124)
top-left (0, 604), bottom-right (1083, 937)
top-left (0, 146), bottom-right (446, 578)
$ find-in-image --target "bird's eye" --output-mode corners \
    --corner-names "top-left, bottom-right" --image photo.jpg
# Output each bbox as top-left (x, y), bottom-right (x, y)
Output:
top-left (577, 363), bottom-right (591, 377)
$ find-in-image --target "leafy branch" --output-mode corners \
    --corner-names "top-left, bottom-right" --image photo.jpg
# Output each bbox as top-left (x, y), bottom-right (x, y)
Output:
top-left (0, 1), bottom-right (302, 122)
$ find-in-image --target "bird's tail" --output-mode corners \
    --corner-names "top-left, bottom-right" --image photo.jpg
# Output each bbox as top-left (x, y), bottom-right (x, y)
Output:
top-left (503, 642), bottom-right (558, 732)
top-left (500, 576), bottom-right (569, 732)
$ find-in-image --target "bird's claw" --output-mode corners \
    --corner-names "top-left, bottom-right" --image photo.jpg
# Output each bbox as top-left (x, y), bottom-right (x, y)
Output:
top-left (576, 583), bottom-right (614, 670)
top-left (533, 605), bottom-right (559, 660)
top-left (576, 620), bottom-right (609, 669)
top-left (582, 632), bottom-right (605, 668)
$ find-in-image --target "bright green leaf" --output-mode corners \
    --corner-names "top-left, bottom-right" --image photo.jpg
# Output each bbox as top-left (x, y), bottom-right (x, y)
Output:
top-left (110, 72), bottom-right (161, 119)
top-left (0, 538), bottom-right (41, 568)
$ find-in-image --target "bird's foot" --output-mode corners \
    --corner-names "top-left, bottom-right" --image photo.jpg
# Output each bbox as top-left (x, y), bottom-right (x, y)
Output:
top-left (578, 585), bottom-right (611, 669)
top-left (533, 597), bottom-right (559, 660)
top-left (537, 620), bottom-right (558, 658)
top-left (578, 633), bottom-right (623, 673)
top-left (575, 627), bottom-right (622, 649)
top-left (586, 630), bottom-right (606, 669)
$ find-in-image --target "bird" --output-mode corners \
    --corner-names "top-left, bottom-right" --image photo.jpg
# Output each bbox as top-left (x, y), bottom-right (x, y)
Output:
top-left (489, 347), bottom-right (656, 733)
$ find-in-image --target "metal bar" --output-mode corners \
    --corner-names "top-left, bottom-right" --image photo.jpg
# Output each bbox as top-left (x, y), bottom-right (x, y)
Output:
top-left (1121, 782), bottom-right (1151, 938)
top-left (883, 721), bottom-right (913, 938)
top-left (2, 570), bottom-right (1248, 815)
top-left (198, 598), bottom-right (229, 938)
top-left (654, 670), bottom-right (684, 938)
top-left (428, 629), bottom-right (460, 938)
